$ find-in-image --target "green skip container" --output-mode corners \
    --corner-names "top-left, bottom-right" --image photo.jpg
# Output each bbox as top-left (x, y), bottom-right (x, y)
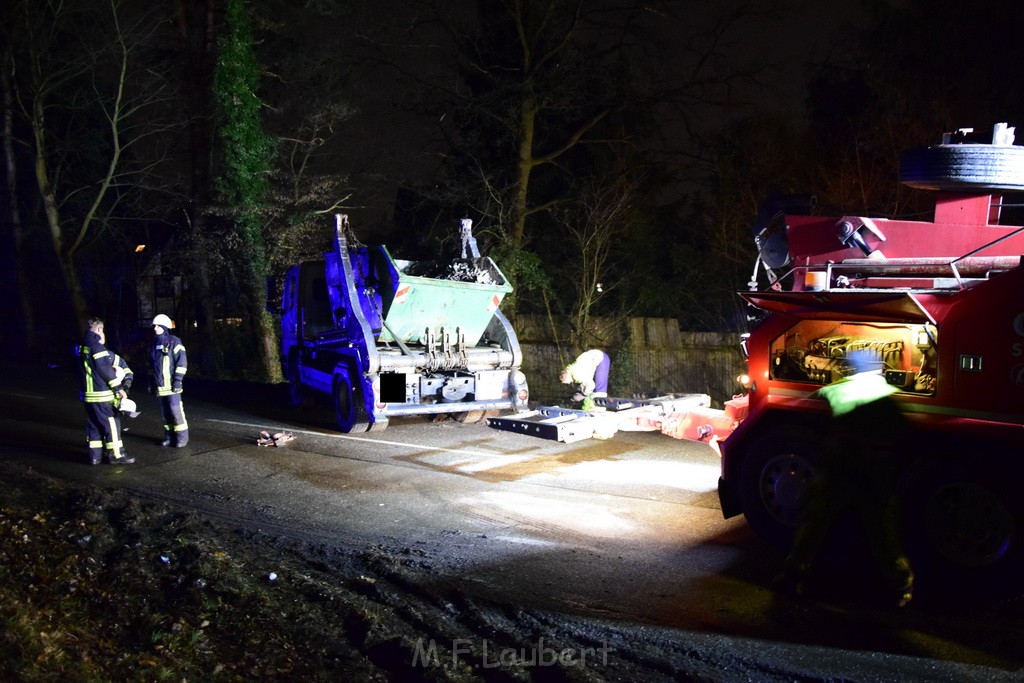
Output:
top-left (376, 251), bottom-right (513, 346)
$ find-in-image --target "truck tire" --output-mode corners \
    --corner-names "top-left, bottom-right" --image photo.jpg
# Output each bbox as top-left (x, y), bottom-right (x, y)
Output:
top-left (904, 459), bottom-right (1023, 600)
top-left (899, 144), bottom-right (1024, 191)
top-left (334, 370), bottom-right (371, 433)
top-left (736, 424), bottom-right (822, 552)
top-left (453, 410), bottom-right (485, 424)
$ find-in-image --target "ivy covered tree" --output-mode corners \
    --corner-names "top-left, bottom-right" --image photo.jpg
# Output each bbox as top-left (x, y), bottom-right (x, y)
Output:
top-left (213, 0), bottom-right (280, 382)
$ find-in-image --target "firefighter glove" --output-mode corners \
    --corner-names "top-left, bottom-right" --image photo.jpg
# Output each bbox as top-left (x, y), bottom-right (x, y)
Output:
top-left (172, 381), bottom-right (182, 393)
top-left (573, 392), bottom-right (585, 402)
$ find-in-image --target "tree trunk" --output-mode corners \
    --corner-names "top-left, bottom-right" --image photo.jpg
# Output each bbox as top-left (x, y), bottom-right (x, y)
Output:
top-left (510, 92), bottom-right (537, 248)
top-left (1, 52), bottom-right (37, 358)
top-left (175, 0), bottom-right (219, 376)
top-left (32, 100), bottom-right (87, 332)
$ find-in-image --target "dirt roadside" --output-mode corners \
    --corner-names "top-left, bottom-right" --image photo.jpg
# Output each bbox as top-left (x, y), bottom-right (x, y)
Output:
top-left (2, 455), bottom-right (1020, 683)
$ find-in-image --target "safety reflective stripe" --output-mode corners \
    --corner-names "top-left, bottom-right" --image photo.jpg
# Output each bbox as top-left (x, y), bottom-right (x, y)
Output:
top-left (79, 346), bottom-right (112, 401)
top-left (157, 353), bottom-right (172, 395)
top-left (79, 345), bottom-right (121, 401)
top-left (174, 343), bottom-right (187, 379)
top-left (162, 403), bottom-right (188, 432)
top-left (156, 339), bottom-right (185, 395)
top-left (104, 416), bottom-right (123, 459)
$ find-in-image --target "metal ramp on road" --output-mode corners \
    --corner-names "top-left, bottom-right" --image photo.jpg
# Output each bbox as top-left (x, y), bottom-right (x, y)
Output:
top-left (485, 405), bottom-right (619, 443)
top-left (486, 393), bottom-right (725, 443)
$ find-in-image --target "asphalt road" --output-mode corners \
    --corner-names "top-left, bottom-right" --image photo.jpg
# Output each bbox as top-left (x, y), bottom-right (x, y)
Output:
top-left (3, 363), bottom-right (1023, 679)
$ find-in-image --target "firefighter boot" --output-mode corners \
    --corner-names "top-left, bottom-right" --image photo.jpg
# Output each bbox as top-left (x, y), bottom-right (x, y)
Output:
top-left (161, 433), bottom-right (174, 447)
top-left (102, 451), bottom-right (135, 465)
top-left (175, 431), bottom-right (189, 448)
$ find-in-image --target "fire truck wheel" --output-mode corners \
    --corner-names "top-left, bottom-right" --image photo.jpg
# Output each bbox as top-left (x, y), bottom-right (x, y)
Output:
top-left (334, 370), bottom-right (371, 433)
top-left (905, 465), bottom-right (1023, 599)
top-left (899, 144), bottom-right (1024, 191)
top-left (737, 424), bottom-right (822, 552)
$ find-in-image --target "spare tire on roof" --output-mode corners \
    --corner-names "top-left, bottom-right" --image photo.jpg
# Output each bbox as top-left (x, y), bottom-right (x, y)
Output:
top-left (899, 144), bottom-right (1024, 191)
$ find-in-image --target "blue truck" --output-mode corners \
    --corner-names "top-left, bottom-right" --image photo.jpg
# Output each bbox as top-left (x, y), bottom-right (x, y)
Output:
top-left (279, 214), bottom-right (530, 432)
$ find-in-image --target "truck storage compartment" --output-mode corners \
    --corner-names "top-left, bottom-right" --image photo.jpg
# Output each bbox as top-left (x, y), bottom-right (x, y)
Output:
top-left (377, 253), bottom-right (513, 346)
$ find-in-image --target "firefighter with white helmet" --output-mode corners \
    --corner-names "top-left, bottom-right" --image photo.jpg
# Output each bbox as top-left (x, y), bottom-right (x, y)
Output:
top-left (151, 314), bottom-right (189, 447)
top-left (74, 317), bottom-right (135, 465)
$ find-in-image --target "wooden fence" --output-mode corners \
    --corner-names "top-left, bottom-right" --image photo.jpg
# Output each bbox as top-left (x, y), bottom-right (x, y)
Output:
top-left (509, 315), bottom-right (746, 407)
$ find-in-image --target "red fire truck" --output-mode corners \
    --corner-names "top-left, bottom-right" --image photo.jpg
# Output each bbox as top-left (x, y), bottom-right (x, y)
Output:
top-left (717, 124), bottom-right (1024, 596)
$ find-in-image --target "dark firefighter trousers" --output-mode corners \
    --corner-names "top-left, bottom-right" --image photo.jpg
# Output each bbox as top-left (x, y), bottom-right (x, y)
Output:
top-left (84, 400), bottom-right (125, 462)
top-left (158, 393), bottom-right (189, 445)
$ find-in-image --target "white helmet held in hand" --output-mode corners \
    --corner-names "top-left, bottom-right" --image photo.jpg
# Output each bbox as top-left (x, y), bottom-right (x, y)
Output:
top-left (153, 314), bottom-right (173, 329)
top-left (119, 397), bottom-right (140, 418)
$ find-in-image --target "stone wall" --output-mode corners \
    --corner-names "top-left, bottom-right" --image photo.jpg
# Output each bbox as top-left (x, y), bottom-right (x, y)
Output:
top-left (510, 315), bottom-right (746, 406)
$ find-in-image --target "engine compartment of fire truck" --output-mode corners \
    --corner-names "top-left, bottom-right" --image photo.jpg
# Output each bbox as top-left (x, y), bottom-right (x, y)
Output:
top-left (721, 124), bottom-right (1024, 599)
top-left (768, 321), bottom-right (937, 393)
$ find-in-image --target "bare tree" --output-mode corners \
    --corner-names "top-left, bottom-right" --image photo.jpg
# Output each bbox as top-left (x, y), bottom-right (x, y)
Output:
top-left (364, 0), bottom-right (776, 323)
top-left (8, 0), bottom-right (178, 332)
top-left (553, 173), bottom-right (644, 347)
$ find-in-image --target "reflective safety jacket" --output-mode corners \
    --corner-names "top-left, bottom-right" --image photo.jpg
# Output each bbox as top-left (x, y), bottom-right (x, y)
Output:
top-left (75, 331), bottom-right (124, 403)
top-left (563, 349), bottom-right (609, 396)
top-left (152, 332), bottom-right (187, 397)
top-left (817, 371), bottom-right (898, 417)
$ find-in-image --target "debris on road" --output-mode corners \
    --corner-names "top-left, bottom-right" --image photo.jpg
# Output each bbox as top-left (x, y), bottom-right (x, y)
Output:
top-left (257, 430), bottom-right (296, 447)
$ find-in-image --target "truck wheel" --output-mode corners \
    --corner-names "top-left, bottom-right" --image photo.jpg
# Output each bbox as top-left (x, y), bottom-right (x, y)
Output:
top-left (899, 144), bottom-right (1024, 191)
top-left (737, 425), bottom-right (821, 552)
top-left (905, 463), bottom-right (1023, 599)
top-left (334, 371), bottom-right (371, 433)
top-left (454, 410), bottom-right (485, 424)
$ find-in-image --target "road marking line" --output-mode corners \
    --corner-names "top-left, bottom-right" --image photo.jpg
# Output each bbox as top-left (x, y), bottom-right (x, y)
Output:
top-left (207, 418), bottom-right (510, 460)
top-left (1, 392), bottom-right (46, 400)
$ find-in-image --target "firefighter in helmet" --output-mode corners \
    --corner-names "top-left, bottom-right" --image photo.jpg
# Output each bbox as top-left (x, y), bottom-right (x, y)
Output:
top-left (75, 317), bottom-right (135, 465)
top-left (151, 314), bottom-right (189, 447)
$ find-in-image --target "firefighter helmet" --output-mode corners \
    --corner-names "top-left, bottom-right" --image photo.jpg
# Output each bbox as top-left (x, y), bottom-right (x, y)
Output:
top-left (119, 397), bottom-right (140, 418)
top-left (153, 314), bottom-right (173, 329)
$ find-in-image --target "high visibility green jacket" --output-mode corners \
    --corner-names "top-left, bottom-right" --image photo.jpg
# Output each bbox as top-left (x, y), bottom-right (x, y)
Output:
top-left (817, 371), bottom-right (897, 417)
top-left (563, 349), bottom-right (608, 396)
